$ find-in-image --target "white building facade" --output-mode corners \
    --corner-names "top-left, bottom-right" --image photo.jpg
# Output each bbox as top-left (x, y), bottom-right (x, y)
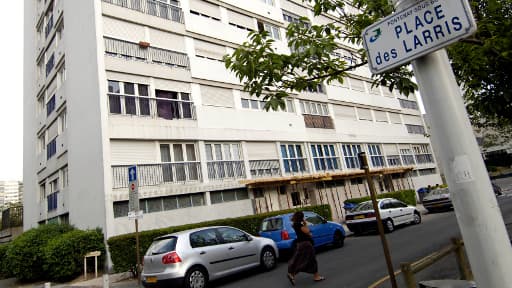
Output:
top-left (0, 181), bottom-right (23, 207)
top-left (24, 0), bottom-right (442, 238)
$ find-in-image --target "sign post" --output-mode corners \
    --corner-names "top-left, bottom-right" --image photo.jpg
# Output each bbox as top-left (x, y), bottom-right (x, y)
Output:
top-left (362, 0), bottom-right (512, 286)
top-left (128, 165), bottom-right (142, 287)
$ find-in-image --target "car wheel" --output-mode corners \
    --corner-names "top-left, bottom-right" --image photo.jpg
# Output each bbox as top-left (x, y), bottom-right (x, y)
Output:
top-left (184, 266), bottom-right (208, 288)
top-left (413, 211), bottom-right (421, 224)
top-left (384, 219), bottom-right (394, 233)
top-left (260, 246), bottom-right (276, 271)
top-left (332, 230), bottom-right (345, 248)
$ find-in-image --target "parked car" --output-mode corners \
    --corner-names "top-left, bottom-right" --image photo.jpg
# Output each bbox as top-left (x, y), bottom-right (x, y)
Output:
top-left (141, 226), bottom-right (278, 288)
top-left (345, 198), bottom-right (421, 234)
top-left (259, 211), bottom-right (346, 255)
top-left (422, 187), bottom-right (453, 212)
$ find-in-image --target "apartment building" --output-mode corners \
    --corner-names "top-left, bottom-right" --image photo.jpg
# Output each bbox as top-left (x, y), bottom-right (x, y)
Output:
top-left (24, 0), bottom-right (442, 238)
top-left (0, 181), bottom-right (23, 207)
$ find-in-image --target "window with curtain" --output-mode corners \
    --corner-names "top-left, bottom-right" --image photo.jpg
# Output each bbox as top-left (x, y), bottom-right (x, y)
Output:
top-left (156, 89), bottom-right (193, 120)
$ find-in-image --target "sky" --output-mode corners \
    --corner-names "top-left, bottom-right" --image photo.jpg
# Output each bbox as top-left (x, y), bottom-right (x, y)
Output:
top-left (0, 2), bottom-right (23, 181)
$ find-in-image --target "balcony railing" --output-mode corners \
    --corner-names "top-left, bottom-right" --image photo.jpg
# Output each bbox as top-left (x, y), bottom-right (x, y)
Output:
top-left (108, 94), bottom-right (196, 120)
top-left (386, 155), bottom-right (402, 167)
top-left (102, 0), bottom-right (184, 23)
top-left (112, 162), bottom-right (202, 189)
top-left (207, 161), bottom-right (246, 181)
top-left (415, 154), bottom-right (434, 164)
top-left (249, 160), bottom-right (281, 178)
top-left (104, 37), bottom-right (190, 69)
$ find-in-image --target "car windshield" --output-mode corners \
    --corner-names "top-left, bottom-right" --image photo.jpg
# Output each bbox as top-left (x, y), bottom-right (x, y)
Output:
top-left (261, 218), bottom-right (283, 231)
top-left (429, 188), bottom-right (449, 195)
top-left (352, 202), bottom-right (374, 212)
top-left (145, 236), bottom-right (177, 256)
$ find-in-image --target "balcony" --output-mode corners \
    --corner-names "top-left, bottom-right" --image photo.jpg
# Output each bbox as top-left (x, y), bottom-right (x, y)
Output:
top-left (207, 161), bottom-right (246, 182)
top-left (249, 160), bottom-right (281, 178)
top-left (102, 0), bottom-right (184, 23)
top-left (303, 114), bottom-right (335, 129)
top-left (112, 162), bottom-right (202, 189)
top-left (108, 94), bottom-right (196, 120)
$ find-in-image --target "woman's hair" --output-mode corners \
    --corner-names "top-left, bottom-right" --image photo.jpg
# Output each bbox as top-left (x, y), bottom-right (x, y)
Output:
top-left (291, 211), bottom-right (304, 223)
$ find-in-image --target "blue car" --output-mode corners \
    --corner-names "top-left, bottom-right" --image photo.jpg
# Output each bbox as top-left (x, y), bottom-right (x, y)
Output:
top-left (259, 211), bottom-right (346, 255)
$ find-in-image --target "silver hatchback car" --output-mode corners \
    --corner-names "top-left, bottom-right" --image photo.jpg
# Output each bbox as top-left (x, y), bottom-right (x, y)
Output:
top-left (141, 226), bottom-right (278, 288)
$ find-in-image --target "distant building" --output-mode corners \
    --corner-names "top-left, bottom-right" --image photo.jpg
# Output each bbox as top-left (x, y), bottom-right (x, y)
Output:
top-left (24, 0), bottom-right (442, 239)
top-left (0, 181), bottom-right (23, 207)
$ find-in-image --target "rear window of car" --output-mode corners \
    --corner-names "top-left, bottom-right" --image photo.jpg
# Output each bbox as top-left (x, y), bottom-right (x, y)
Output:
top-left (430, 188), bottom-right (449, 195)
top-left (260, 218), bottom-right (283, 232)
top-left (352, 202), bottom-right (374, 212)
top-left (145, 237), bottom-right (177, 256)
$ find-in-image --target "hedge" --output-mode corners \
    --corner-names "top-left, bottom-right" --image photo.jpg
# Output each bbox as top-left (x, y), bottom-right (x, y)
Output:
top-left (344, 189), bottom-right (417, 206)
top-left (43, 228), bottom-right (105, 282)
top-left (3, 223), bottom-right (75, 281)
top-left (108, 204), bottom-right (331, 273)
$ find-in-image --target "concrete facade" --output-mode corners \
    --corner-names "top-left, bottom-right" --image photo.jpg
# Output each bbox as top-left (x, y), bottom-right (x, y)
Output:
top-left (24, 0), bottom-right (442, 238)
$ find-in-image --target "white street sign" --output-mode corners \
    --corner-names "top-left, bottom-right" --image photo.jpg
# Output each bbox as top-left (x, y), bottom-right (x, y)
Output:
top-left (128, 165), bottom-right (140, 214)
top-left (362, 0), bottom-right (476, 74)
top-left (128, 210), bottom-right (143, 220)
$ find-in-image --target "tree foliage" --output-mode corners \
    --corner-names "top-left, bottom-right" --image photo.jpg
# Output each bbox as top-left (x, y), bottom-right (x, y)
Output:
top-left (225, 0), bottom-right (511, 132)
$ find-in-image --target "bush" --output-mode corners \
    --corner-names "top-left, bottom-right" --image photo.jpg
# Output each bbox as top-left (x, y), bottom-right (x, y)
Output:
top-left (43, 228), bottom-right (105, 282)
top-left (0, 243), bottom-right (11, 279)
top-left (344, 189), bottom-right (417, 207)
top-left (4, 223), bottom-right (75, 281)
top-left (108, 204), bottom-right (331, 273)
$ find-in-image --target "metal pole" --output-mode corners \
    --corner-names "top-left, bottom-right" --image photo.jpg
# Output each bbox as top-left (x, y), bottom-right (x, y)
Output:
top-left (135, 218), bottom-right (141, 287)
top-left (359, 152), bottom-right (398, 288)
top-left (387, 1), bottom-right (512, 285)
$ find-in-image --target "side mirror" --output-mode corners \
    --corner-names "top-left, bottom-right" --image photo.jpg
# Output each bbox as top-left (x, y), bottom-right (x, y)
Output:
top-left (245, 235), bottom-right (253, 242)
top-left (322, 218), bottom-right (327, 224)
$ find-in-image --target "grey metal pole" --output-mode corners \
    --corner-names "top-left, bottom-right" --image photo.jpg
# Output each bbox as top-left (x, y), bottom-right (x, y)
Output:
top-left (411, 49), bottom-right (512, 287)
top-left (386, 1), bottom-right (512, 285)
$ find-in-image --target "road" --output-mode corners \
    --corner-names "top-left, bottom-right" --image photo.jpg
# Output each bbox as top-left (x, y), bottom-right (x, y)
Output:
top-left (211, 179), bottom-right (512, 288)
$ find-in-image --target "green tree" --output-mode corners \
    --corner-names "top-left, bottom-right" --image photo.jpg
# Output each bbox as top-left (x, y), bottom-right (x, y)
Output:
top-left (224, 0), bottom-right (511, 133)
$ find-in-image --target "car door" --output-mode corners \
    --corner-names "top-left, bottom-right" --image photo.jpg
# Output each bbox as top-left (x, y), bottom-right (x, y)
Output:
top-left (379, 200), bottom-right (396, 222)
top-left (304, 212), bottom-right (329, 246)
top-left (189, 228), bottom-right (229, 278)
top-left (392, 199), bottom-right (414, 223)
top-left (216, 227), bottom-right (259, 273)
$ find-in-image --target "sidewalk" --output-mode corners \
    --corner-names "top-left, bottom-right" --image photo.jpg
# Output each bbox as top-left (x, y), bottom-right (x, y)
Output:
top-left (0, 272), bottom-right (136, 288)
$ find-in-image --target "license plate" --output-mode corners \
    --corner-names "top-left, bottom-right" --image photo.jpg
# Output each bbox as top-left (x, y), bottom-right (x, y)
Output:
top-left (355, 215), bottom-right (365, 219)
top-left (146, 276), bottom-right (157, 283)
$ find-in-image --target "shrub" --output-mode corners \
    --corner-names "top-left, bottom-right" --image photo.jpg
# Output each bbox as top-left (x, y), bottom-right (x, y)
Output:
top-left (0, 243), bottom-right (11, 279)
top-left (344, 189), bottom-right (417, 207)
top-left (108, 204), bottom-right (331, 273)
top-left (43, 228), bottom-right (105, 282)
top-left (4, 223), bottom-right (75, 281)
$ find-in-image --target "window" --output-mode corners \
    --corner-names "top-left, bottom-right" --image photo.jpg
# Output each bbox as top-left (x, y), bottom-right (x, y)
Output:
top-left (190, 229), bottom-right (219, 248)
top-left (156, 90), bottom-right (193, 120)
top-left (108, 80), bottom-right (151, 116)
top-left (61, 166), bottom-right (68, 188)
top-left (59, 110), bottom-right (67, 133)
top-left (160, 143), bottom-right (199, 182)
top-left (300, 100), bottom-right (329, 116)
top-left (45, 53), bottom-right (55, 77)
top-left (406, 124), bottom-right (426, 135)
top-left (39, 183), bottom-right (46, 201)
top-left (306, 84), bottom-right (325, 94)
top-left (205, 143), bottom-right (245, 180)
top-left (399, 98), bottom-right (419, 110)
top-left (47, 138), bottom-right (57, 160)
top-left (46, 94), bottom-right (56, 116)
top-left (283, 10), bottom-right (308, 25)
top-left (218, 227), bottom-right (248, 243)
top-left (210, 189), bottom-right (249, 204)
top-left (351, 178), bottom-right (363, 185)
top-left (281, 144), bottom-right (307, 173)
top-left (310, 144), bottom-right (339, 171)
top-left (368, 144), bottom-right (385, 167)
top-left (342, 144), bottom-right (362, 169)
top-left (413, 144), bottom-right (434, 164)
top-left (260, 0), bottom-right (274, 5)
top-left (44, 12), bottom-right (54, 38)
top-left (291, 192), bottom-right (301, 206)
top-left (47, 178), bottom-right (59, 211)
top-left (257, 21), bottom-right (281, 40)
top-left (400, 148), bottom-right (416, 165)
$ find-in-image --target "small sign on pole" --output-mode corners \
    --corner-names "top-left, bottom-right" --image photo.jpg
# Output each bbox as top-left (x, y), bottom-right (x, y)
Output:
top-left (362, 0), bottom-right (476, 74)
top-left (128, 165), bottom-right (140, 214)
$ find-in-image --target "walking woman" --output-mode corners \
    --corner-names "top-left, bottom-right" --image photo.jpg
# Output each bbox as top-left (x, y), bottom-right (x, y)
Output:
top-left (287, 211), bottom-right (325, 286)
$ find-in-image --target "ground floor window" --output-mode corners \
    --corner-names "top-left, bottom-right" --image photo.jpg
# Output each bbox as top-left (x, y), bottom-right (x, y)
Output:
top-left (210, 189), bottom-right (249, 204)
top-left (113, 193), bottom-right (206, 218)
